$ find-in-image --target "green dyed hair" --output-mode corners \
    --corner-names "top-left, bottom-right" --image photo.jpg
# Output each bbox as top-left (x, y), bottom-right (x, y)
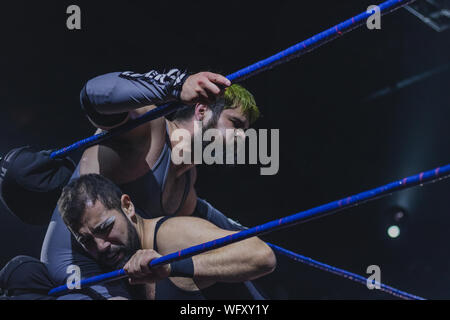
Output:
top-left (173, 83), bottom-right (260, 125)
top-left (223, 84), bottom-right (260, 124)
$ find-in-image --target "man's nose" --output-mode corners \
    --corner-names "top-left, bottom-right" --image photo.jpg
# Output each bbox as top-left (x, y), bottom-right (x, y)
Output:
top-left (95, 238), bottom-right (111, 253)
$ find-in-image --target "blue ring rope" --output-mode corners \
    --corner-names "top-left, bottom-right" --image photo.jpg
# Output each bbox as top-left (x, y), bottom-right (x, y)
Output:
top-left (48, 163), bottom-right (450, 297)
top-left (50, 0), bottom-right (416, 159)
top-left (227, 0), bottom-right (416, 81)
top-left (266, 243), bottom-right (424, 300)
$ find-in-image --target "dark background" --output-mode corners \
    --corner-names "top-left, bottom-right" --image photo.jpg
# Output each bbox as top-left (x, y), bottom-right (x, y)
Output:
top-left (0, 0), bottom-right (449, 299)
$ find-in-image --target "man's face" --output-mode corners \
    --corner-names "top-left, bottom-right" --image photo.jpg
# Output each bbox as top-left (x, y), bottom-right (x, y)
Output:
top-left (204, 106), bottom-right (250, 153)
top-left (74, 199), bottom-right (141, 269)
top-left (214, 106), bottom-right (250, 132)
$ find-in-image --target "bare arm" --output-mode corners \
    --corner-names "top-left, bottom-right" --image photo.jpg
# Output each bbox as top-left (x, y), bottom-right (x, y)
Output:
top-left (161, 216), bottom-right (276, 283)
top-left (124, 216), bottom-right (276, 288)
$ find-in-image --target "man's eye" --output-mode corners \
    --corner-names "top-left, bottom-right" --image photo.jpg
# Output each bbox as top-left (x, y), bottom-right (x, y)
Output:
top-left (99, 223), bottom-right (113, 234)
top-left (232, 120), bottom-right (241, 128)
top-left (96, 217), bottom-right (116, 235)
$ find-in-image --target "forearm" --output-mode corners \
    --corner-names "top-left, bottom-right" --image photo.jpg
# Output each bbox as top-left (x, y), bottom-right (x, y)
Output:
top-left (192, 237), bottom-right (276, 283)
top-left (156, 216), bottom-right (276, 285)
top-left (80, 69), bottom-right (189, 115)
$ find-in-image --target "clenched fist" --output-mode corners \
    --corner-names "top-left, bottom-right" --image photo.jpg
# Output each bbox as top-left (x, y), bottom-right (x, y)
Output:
top-left (180, 72), bottom-right (231, 105)
top-left (123, 249), bottom-right (171, 285)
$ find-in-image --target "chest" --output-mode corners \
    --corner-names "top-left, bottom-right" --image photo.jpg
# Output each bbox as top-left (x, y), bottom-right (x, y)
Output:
top-left (80, 142), bottom-right (197, 217)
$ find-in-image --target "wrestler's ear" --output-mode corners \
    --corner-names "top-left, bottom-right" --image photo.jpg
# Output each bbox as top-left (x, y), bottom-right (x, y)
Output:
top-left (194, 103), bottom-right (209, 121)
top-left (120, 194), bottom-right (137, 222)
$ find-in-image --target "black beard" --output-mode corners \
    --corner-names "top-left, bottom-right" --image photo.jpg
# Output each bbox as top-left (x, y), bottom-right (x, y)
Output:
top-left (120, 219), bottom-right (141, 267)
top-left (98, 218), bottom-right (141, 270)
top-left (202, 121), bottom-right (243, 166)
top-left (189, 118), bottom-right (219, 163)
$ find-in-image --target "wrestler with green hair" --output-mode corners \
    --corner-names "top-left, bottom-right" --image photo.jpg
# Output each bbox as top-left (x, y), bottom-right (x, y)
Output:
top-left (42, 68), bottom-right (271, 300)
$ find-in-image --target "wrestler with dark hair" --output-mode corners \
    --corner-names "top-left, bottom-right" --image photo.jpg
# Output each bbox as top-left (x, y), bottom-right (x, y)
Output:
top-left (57, 173), bottom-right (275, 299)
top-left (41, 68), bottom-right (269, 299)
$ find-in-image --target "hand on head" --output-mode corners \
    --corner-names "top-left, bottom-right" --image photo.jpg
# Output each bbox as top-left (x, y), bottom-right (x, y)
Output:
top-left (180, 72), bottom-right (231, 105)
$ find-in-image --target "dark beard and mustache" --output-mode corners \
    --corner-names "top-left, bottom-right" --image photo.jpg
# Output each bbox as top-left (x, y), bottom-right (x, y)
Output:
top-left (191, 118), bottom-right (243, 167)
top-left (98, 218), bottom-right (141, 270)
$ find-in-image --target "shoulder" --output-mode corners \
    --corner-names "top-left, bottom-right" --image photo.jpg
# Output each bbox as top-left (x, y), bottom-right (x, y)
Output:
top-left (158, 215), bottom-right (233, 243)
top-left (79, 114), bottom-right (167, 183)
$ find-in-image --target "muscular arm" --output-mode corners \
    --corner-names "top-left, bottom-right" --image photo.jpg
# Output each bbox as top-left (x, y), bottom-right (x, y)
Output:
top-left (156, 216), bottom-right (276, 286)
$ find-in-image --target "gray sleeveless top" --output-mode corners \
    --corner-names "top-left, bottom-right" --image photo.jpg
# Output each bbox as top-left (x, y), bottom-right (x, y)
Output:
top-left (117, 128), bottom-right (190, 218)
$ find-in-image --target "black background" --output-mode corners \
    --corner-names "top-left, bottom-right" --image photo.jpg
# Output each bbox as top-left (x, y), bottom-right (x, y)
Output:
top-left (0, 0), bottom-right (449, 299)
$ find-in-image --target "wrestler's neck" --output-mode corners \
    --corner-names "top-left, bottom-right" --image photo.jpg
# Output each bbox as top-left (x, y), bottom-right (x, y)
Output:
top-left (134, 215), bottom-right (149, 249)
top-left (135, 216), bottom-right (163, 250)
top-left (166, 119), bottom-right (196, 177)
